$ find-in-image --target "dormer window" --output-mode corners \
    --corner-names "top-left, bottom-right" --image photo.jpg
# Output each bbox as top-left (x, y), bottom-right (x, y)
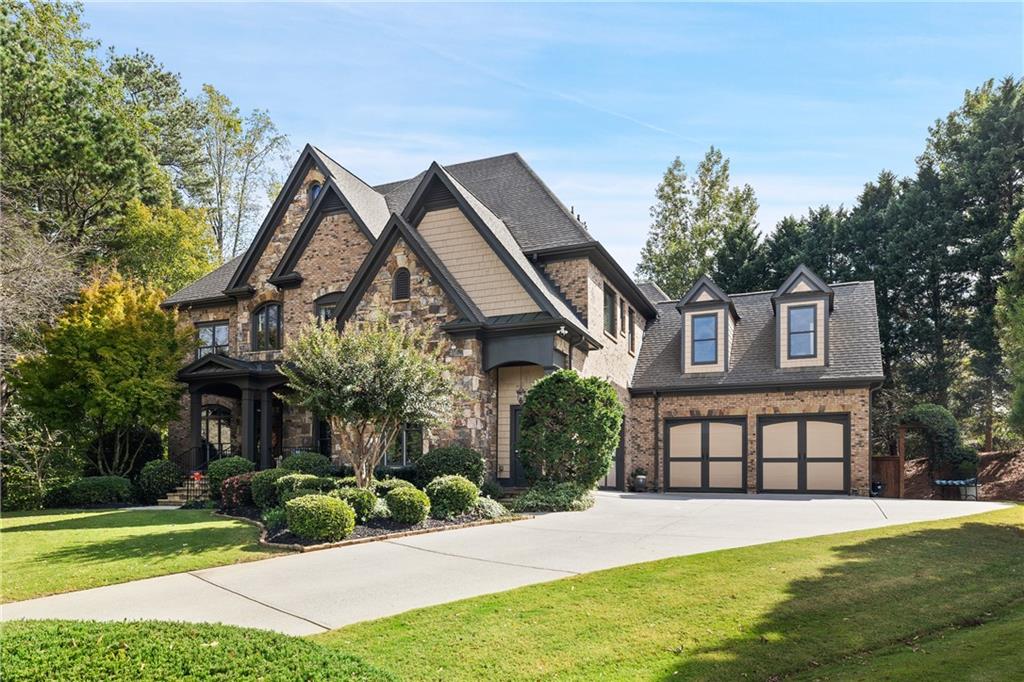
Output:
top-left (691, 314), bottom-right (717, 364)
top-left (787, 305), bottom-right (817, 358)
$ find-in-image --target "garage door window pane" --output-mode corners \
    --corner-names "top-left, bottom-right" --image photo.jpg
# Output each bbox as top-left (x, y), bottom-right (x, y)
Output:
top-left (762, 421), bottom-right (798, 458)
top-left (806, 421), bottom-right (844, 458)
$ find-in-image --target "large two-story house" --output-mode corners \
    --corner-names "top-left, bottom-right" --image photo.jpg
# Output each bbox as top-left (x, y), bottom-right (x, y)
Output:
top-left (163, 145), bottom-right (884, 494)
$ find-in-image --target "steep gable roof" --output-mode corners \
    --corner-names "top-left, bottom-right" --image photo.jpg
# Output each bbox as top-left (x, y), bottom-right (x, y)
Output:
top-left (773, 264), bottom-right (835, 311)
top-left (632, 281), bottom-right (884, 392)
top-left (162, 255), bottom-right (242, 308)
top-left (310, 147), bottom-right (390, 236)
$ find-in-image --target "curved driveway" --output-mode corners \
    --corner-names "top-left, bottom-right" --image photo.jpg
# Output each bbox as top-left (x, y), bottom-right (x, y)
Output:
top-left (2, 492), bottom-right (1006, 635)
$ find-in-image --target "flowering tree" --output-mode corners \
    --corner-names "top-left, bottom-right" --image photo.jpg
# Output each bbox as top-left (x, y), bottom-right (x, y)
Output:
top-left (280, 316), bottom-right (456, 488)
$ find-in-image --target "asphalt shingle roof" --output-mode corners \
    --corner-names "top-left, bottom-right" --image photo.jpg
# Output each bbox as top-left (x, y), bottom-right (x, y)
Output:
top-left (638, 281), bottom-right (670, 303)
top-left (631, 281), bottom-right (884, 391)
top-left (162, 255), bottom-right (242, 306)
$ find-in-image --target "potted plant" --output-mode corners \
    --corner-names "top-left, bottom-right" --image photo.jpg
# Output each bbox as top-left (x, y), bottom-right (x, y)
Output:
top-left (631, 467), bottom-right (648, 492)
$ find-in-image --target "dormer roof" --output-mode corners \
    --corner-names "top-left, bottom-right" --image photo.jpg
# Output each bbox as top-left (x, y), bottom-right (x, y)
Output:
top-left (772, 264), bottom-right (834, 311)
top-left (676, 275), bottom-right (739, 319)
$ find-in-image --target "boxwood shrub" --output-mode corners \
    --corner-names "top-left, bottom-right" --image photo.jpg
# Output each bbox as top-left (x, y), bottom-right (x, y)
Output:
top-left (251, 468), bottom-right (290, 509)
top-left (280, 451), bottom-right (332, 476)
top-left (373, 477), bottom-right (415, 497)
top-left (414, 445), bottom-right (485, 486)
top-left (509, 481), bottom-right (595, 513)
top-left (330, 487), bottom-right (376, 523)
top-left (220, 472), bottom-right (256, 509)
top-left (275, 473), bottom-right (336, 494)
top-left (206, 457), bottom-right (254, 500)
top-left (385, 486), bottom-right (430, 524)
top-left (0, 465), bottom-right (43, 511)
top-left (67, 476), bottom-right (134, 506)
top-left (137, 460), bottom-right (181, 504)
top-left (335, 475), bottom-right (360, 489)
top-left (425, 475), bottom-right (479, 519)
top-left (373, 464), bottom-right (418, 484)
top-left (0, 619), bottom-right (393, 681)
top-left (285, 494), bottom-right (355, 542)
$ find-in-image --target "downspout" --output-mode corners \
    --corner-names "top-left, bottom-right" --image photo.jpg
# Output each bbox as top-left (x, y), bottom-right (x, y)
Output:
top-left (653, 390), bottom-right (660, 492)
top-left (868, 382), bottom-right (882, 494)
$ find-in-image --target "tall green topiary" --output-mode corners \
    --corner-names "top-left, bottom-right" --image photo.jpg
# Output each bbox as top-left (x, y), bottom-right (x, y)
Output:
top-left (206, 456), bottom-right (254, 500)
top-left (518, 369), bottom-right (623, 488)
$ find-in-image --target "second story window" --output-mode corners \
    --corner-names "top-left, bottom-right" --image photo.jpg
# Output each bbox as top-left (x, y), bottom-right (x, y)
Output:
top-left (603, 284), bottom-right (617, 337)
top-left (252, 302), bottom-right (282, 351)
top-left (788, 305), bottom-right (817, 358)
top-left (628, 308), bottom-right (636, 354)
top-left (619, 297), bottom-right (626, 337)
top-left (392, 267), bottom-right (411, 301)
top-left (691, 313), bottom-right (717, 365)
top-left (196, 321), bottom-right (228, 359)
top-left (316, 302), bottom-right (336, 323)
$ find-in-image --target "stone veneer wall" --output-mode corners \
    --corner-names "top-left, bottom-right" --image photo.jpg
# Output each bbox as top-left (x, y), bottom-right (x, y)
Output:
top-left (626, 386), bottom-right (872, 494)
top-left (347, 237), bottom-right (497, 474)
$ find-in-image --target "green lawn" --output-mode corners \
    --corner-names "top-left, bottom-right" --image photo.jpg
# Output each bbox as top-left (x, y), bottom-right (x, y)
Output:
top-left (318, 506), bottom-right (1024, 680)
top-left (0, 508), bottom-right (284, 603)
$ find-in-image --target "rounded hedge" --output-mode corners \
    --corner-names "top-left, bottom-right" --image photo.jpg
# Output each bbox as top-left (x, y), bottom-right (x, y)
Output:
top-left (510, 481), bottom-right (595, 513)
top-left (425, 475), bottom-right (479, 519)
top-left (385, 486), bottom-right (430, 524)
top-left (285, 494), bottom-right (355, 542)
top-left (0, 619), bottom-right (392, 682)
top-left (414, 445), bottom-right (485, 486)
top-left (220, 472), bottom-right (256, 509)
top-left (373, 477), bottom-right (415, 498)
top-left (280, 451), bottom-right (332, 476)
top-left (137, 460), bottom-right (181, 504)
top-left (67, 476), bottom-right (134, 506)
top-left (335, 475), bottom-right (360, 489)
top-left (206, 457), bottom-right (254, 500)
top-left (330, 487), bottom-right (376, 523)
top-left (275, 473), bottom-right (335, 494)
top-left (251, 469), bottom-right (290, 509)
top-left (519, 369), bottom-right (623, 487)
top-left (1, 465), bottom-right (43, 511)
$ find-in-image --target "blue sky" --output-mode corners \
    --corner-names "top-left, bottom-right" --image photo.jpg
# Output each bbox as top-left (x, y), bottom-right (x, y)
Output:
top-left (83, 2), bottom-right (1021, 272)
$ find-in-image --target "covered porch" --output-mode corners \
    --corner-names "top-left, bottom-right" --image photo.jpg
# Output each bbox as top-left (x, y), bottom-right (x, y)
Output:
top-left (177, 354), bottom-right (288, 473)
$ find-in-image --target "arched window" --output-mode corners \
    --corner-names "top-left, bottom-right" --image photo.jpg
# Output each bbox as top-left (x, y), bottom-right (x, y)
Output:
top-left (201, 405), bottom-right (233, 457)
top-left (392, 267), bottom-right (411, 301)
top-left (252, 302), bottom-right (282, 350)
top-left (308, 182), bottom-right (322, 206)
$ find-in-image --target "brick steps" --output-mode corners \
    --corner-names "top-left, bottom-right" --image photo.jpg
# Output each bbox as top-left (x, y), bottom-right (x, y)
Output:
top-left (157, 479), bottom-right (210, 507)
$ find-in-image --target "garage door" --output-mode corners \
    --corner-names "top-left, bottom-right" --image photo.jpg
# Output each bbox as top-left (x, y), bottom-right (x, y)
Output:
top-left (757, 415), bottom-right (849, 493)
top-left (665, 418), bottom-right (746, 492)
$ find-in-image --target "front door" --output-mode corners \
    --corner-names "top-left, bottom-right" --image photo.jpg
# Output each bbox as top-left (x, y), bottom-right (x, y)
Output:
top-left (509, 405), bottom-right (527, 486)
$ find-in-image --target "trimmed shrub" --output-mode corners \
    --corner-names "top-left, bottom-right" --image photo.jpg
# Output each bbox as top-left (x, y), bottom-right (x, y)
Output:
top-left (480, 480), bottom-right (504, 500)
top-left (67, 476), bottom-right (134, 506)
top-left (330, 487), bottom-right (376, 523)
top-left (473, 495), bottom-right (511, 519)
top-left (386, 486), bottom-right (430, 524)
top-left (519, 370), bottom-right (623, 487)
top-left (42, 482), bottom-right (72, 509)
top-left (285, 494), bottom-right (355, 542)
top-left (425, 475), bottom-right (479, 519)
top-left (275, 473), bottom-right (335, 494)
top-left (1, 465), bottom-right (43, 511)
top-left (137, 460), bottom-right (181, 504)
top-left (414, 445), bottom-right (485, 486)
top-left (373, 464), bottom-right (418, 484)
top-left (261, 506), bottom-right (287, 532)
top-left (335, 475), bottom-right (360, 489)
top-left (220, 472), bottom-right (256, 509)
top-left (207, 457), bottom-right (254, 500)
top-left (510, 482), bottom-right (595, 513)
top-left (280, 451), bottom-right (332, 476)
top-left (373, 477), bottom-right (414, 497)
top-left (251, 469), bottom-right (290, 509)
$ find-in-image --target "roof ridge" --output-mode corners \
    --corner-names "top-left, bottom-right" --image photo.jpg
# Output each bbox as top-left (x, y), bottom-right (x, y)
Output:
top-left (311, 146), bottom-right (380, 193)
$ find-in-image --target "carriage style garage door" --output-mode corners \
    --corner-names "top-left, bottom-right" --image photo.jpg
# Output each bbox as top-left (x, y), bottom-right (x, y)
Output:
top-left (665, 418), bottom-right (747, 492)
top-left (757, 414), bottom-right (850, 494)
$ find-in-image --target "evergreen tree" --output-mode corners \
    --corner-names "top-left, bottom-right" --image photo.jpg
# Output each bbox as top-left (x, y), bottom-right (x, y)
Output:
top-left (712, 185), bottom-right (766, 293)
top-left (760, 216), bottom-right (808, 288)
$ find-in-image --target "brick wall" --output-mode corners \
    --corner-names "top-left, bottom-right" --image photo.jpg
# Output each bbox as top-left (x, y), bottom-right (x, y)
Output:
top-left (627, 386), bottom-right (872, 494)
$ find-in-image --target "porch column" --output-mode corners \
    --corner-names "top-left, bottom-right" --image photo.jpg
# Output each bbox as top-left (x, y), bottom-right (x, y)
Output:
top-left (189, 391), bottom-right (202, 466)
top-left (259, 388), bottom-right (273, 470)
top-left (241, 388), bottom-right (256, 463)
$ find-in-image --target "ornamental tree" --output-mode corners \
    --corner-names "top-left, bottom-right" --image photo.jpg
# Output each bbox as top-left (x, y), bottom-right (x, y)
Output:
top-left (280, 316), bottom-right (456, 488)
top-left (518, 369), bottom-right (624, 488)
top-left (11, 272), bottom-right (194, 476)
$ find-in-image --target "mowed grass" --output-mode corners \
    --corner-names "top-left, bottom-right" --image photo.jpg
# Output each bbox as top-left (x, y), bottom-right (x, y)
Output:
top-left (318, 506), bottom-right (1024, 681)
top-left (1, 508), bottom-right (284, 602)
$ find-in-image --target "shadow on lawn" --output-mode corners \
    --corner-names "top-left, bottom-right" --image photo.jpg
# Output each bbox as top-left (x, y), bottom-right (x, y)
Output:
top-left (35, 526), bottom-right (266, 565)
top-left (657, 519), bottom-right (1024, 681)
top-left (2, 509), bottom-right (224, 534)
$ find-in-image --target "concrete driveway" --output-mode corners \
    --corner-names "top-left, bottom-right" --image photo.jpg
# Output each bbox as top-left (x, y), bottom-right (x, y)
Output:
top-left (2, 492), bottom-right (1006, 635)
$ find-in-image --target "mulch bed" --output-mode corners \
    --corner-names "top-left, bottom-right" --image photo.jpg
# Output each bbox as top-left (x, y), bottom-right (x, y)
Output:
top-left (903, 450), bottom-right (1024, 501)
top-left (216, 505), bottom-right (526, 552)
